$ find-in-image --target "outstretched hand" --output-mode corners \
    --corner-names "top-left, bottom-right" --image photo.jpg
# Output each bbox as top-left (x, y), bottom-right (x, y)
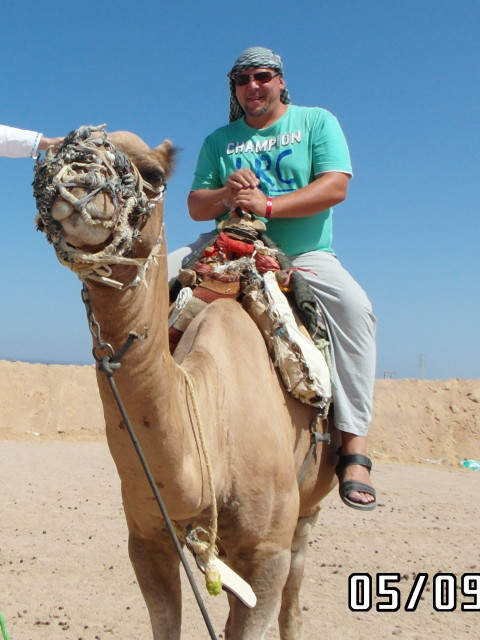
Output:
top-left (38, 136), bottom-right (64, 151)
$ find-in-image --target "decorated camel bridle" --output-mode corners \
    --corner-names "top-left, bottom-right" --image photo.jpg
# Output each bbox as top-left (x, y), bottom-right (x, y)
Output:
top-left (33, 124), bottom-right (166, 289)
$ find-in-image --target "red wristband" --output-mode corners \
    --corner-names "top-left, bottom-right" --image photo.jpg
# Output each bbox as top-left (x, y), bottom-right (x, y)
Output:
top-left (265, 197), bottom-right (273, 219)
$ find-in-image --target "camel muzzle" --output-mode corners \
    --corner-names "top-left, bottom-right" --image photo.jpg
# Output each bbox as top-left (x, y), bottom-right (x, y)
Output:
top-left (33, 124), bottom-right (165, 288)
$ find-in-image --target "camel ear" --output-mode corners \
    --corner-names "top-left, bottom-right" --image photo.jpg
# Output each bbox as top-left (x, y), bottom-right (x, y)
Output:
top-left (149, 140), bottom-right (176, 182)
top-left (136, 140), bottom-right (176, 187)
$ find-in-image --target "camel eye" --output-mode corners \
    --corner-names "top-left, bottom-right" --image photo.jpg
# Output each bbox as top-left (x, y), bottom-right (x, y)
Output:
top-left (143, 168), bottom-right (165, 185)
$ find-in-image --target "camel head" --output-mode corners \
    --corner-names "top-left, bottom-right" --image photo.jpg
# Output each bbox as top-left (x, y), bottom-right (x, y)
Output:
top-left (33, 125), bottom-right (175, 285)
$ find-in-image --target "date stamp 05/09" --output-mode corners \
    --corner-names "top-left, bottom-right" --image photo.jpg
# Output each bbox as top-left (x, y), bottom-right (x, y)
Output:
top-left (349, 573), bottom-right (480, 612)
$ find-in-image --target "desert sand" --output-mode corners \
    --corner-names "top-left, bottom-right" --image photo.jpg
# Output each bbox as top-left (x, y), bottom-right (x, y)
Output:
top-left (1, 359), bottom-right (479, 639)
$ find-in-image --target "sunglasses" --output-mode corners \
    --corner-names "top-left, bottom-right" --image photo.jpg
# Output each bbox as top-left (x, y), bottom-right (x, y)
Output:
top-left (233, 71), bottom-right (279, 86)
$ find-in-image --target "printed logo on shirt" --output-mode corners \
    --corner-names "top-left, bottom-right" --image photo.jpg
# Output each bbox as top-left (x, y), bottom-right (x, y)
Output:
top-left (225, 130), bottom-right (302, 195)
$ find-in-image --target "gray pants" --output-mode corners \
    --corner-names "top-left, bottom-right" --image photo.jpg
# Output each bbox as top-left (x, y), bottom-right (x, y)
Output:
top-left (289, 251), bottom-right (376, 436)
top-left (167, 236), bottom-right (376, 437)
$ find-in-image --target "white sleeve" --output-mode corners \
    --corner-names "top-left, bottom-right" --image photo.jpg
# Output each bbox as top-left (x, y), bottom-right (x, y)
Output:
top-left (0, 125), bottom-right (42, 158)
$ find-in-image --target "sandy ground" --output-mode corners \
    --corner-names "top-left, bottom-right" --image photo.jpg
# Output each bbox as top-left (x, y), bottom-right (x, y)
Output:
top-left (1, 360), bottom-right (480, 639)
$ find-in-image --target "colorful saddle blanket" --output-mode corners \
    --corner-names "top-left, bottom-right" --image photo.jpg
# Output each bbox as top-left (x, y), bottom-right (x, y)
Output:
top-left (168, 214), bottom-right (332, 413)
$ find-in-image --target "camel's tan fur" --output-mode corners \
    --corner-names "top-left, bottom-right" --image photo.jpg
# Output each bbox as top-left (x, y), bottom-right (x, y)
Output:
top-left (45, 130), bottom-right (338, 640)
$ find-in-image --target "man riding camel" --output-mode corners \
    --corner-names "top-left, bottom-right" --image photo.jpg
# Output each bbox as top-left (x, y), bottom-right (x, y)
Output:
top-left (186, 46), bottom-right (377, 511)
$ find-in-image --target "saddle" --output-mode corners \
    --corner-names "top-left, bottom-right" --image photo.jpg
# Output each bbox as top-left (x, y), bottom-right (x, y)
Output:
top-left (168, 211), bottom-right (332, 414)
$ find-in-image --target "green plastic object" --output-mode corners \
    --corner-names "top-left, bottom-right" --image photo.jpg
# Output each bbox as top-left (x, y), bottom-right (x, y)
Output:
top-left (461, 459), bottom-right (480, 470)
top-left (0, 611), bottom-right (10, 640)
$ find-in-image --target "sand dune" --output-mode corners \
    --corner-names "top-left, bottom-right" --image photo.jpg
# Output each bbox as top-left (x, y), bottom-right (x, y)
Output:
top-left (2, 360), bottom-right (478, 467)
top-left (1, 360), bottom-right (479, 639)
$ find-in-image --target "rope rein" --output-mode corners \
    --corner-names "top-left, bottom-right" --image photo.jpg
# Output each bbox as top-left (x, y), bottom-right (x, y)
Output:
top-left (82, 286), bottom-right (218, 639)
top-left (181, 369), bottom-right (219, 591)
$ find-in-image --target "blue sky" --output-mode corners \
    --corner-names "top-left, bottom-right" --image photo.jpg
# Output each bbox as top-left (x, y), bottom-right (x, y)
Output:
top-left (1, 0), bottom-right (478, 379)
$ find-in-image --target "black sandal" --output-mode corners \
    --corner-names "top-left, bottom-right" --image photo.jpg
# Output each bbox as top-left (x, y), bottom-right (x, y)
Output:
top-left (335, 449), bottom-right (377, 511)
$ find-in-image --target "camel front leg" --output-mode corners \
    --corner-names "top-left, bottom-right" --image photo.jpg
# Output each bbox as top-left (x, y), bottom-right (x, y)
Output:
top-left (278, 512), bottom-right (319, 640)
top-left (224, 546), bottom-right (292, 640)
top-left (128, 532), bottom-right (182, 640)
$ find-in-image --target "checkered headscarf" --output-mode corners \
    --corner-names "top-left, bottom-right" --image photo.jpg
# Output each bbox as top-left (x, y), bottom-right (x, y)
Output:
top-left (227, 46), bottom-right (291, 122)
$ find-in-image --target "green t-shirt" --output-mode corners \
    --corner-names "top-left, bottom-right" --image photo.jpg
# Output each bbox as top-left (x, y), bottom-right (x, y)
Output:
top-left (191, 105), bottom-right (352, 256)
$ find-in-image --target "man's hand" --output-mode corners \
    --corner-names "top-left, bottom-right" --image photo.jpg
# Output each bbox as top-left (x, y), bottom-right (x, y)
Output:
top-left (230, 185), bottom-right (267, 217)
top-left (226, 169), bottom-right (267, 216)
top-left (226, 168), bottom-right (259, 191)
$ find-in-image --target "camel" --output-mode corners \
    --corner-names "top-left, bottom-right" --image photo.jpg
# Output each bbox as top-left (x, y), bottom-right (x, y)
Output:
top-left (33, 126), bottom-right (339, 640)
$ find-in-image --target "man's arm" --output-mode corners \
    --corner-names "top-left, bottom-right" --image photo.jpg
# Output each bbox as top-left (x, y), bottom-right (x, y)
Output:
top-left (229, 170), bottom-right (350, 219)
top-left (0, 125), bottom-right (63, 158)
top-left (188, 168), bottom-right (349, 222)
top-left (187, 186), bottom-right (230, 221)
